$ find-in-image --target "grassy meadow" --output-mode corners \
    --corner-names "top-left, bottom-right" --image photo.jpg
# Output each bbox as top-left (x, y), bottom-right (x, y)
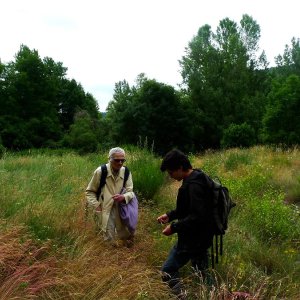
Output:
top-left (0, 146), bottom-right (299, 299)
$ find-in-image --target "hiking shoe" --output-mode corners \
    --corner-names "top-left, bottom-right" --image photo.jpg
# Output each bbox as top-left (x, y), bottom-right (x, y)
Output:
top-left (125, 234), bottom-right (134, 248)
top-left (125, 239), bottom-right (134, 248)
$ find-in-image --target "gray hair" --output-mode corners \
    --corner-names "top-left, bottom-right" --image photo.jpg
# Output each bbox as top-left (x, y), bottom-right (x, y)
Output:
top-left (108, 147), bottom-right (125, 160)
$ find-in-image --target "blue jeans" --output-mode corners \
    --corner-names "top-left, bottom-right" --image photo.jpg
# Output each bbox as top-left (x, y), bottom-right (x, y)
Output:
top-left (161, 243), bottom-right (209, 294)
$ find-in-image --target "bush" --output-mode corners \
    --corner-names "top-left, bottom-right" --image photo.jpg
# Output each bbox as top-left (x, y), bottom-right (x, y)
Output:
top-left (221, 123), bottom-right (256, 148)
top-left (63, 111), bottom-right (99, 154)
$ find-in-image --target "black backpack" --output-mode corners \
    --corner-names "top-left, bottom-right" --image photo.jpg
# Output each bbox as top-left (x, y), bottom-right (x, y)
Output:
top-left (210, 176), bottom-right (236, 267)
top-left (195, 169), bottom-right (236, 267)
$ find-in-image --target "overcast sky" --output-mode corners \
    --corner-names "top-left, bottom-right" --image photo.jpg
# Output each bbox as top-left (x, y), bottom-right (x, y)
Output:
top-left (1, 0), bottom-right (299, 111)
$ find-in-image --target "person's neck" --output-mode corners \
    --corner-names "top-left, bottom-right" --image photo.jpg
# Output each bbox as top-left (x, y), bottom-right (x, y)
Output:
top-left (182, 169), bottom-right (193, 179)
top-left (110, 166), bottom-right (120, 177)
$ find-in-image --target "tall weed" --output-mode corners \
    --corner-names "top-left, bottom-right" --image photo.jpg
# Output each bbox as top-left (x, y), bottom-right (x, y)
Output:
top-left (126, 147), bottom-right (165, 201)
top-left (155, 146), bottom-right (300, 299)
top-left (1, 146), bottom-right (300, 299)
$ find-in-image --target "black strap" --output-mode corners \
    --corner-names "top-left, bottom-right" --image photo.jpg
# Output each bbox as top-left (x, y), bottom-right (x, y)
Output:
top-left (96, 164), bottom-right (130, 199)
top-left (100, 165), bottom-right (108, 190)
top-left (215, 235), bottom-right (219, 264)
top-left (220, 234), bottom-right (223, 256)
top-left (96, 165), bottom-right (107, 199)
top-left (210, 234), bottom-right (225, 268)
top-left (211, 239), bottom-right (215, 269)
top-left (123, 166), bottom-right (130, 188)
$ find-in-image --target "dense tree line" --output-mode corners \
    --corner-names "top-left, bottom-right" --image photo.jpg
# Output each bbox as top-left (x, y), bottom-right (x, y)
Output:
top-left (105, 15), bottom-right (300, 153)
top-left (1, 15), bottom-right (300, 155)
top-left (0, 45), bottom-right (100, 151)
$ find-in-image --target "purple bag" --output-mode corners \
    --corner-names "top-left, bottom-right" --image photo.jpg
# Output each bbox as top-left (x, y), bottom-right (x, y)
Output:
top-left (119, 194), bottom-right (138, 234)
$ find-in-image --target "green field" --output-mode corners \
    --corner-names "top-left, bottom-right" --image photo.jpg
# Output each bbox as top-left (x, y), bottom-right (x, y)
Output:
top-left (0, 146), bottom-right (299, 299)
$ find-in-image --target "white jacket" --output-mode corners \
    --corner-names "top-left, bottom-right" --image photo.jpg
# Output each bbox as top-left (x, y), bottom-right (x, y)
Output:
top-left (85, 163), bottom-right (134, 231)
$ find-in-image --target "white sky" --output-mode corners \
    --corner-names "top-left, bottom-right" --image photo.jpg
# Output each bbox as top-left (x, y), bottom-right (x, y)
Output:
top-left (1, 0), bottom-right (299, 111)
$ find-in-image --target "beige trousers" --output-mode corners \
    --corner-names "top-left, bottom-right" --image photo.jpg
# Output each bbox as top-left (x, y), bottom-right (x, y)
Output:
top-left (104, 202), bottom-right (130, 242)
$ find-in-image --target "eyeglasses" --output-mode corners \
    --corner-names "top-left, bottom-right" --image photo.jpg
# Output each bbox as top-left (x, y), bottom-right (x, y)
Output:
top-left (112, 159), bottom-right (126, 163)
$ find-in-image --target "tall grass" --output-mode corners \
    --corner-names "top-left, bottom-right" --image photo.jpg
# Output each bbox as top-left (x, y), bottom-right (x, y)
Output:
top-left (186, 146), bottom-right (300, 299)
top-left (125, 146), bottom-right (165, 201)
top-left (0, 146), bottom-right (299, 299)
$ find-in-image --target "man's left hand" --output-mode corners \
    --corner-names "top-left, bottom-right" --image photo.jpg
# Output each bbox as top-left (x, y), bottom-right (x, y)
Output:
top-left (112, 194), bottom-right (125, 203)
top-left (162, 225), bottom-right (173, 236)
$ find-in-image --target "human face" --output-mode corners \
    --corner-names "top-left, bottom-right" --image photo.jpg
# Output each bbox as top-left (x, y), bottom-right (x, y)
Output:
top-left (110, 153), bottom-right (126, 172)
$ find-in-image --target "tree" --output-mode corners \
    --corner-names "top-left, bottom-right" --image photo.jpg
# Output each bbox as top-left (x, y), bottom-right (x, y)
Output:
top-left (274, 38), bottom-right (300, 77)
top-left (221, 122), bottom-right (256, 148)
top-left (63, 110), bottom-right (100, 154)
top-left (179, 15), bottom-right (268, 149)
top-left (0, 45), bottom-right (100, 149)
top-left (0, 45), bottom-right (64, 148)
top-left (261, 75), bottom-right (300, 145)
top-left (105, 80), bottom-right (137, 144)
top-left (106, 75), bottom-right (192, 154)
top-left (135, 78), bottom-right (191, 154)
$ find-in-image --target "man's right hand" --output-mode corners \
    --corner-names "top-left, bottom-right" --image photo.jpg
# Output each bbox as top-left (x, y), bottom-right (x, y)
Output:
top-left (157, 213), bottom-right (169, 224)
top-left (162, 225), bottom-right (173, 236)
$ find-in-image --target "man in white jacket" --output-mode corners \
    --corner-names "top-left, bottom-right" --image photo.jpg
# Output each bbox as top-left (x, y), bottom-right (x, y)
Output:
top-left (86, 147), bottom-right (135, 247)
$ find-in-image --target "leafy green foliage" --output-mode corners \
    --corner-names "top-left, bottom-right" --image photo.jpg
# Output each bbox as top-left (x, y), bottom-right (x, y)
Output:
top-left (106, 75), bottom-right (192, 154)
top-left (275, 37), bottom-right (300, 77)
top-left (179, 15), bottom-right (269, 149)
top-left (262, 75), bottom-right (300, 145)
top-left (63, 110), bottom-right (100, 154)
top-left (247, 191), bottom-right (299, 242)
top-left (221, 122), bottom-right (256, 148)
top-left (1, 24), bottom-right (300, 152)
top-left (0, 45), bottom-right (100, 150)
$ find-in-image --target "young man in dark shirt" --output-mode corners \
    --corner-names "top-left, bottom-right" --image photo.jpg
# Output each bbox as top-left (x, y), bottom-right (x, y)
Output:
top-left (157, 149), bottom-right (214, 298)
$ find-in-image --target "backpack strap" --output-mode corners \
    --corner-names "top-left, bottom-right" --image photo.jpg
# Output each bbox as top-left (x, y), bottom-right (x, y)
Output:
top-left (123, 166), bottom-right (130, 188)
top-left (211, 239), bottom-right (215, 269)
top-left (96, 164), bottom-right (108, 200)
top-left (100, 165), bottom-right (108, 190)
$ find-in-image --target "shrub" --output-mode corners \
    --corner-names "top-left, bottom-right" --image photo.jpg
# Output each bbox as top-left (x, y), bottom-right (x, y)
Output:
top-left (63, 111), bottom-right (99, 154)
top-left (221, 123), bottom-right (256, 148)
